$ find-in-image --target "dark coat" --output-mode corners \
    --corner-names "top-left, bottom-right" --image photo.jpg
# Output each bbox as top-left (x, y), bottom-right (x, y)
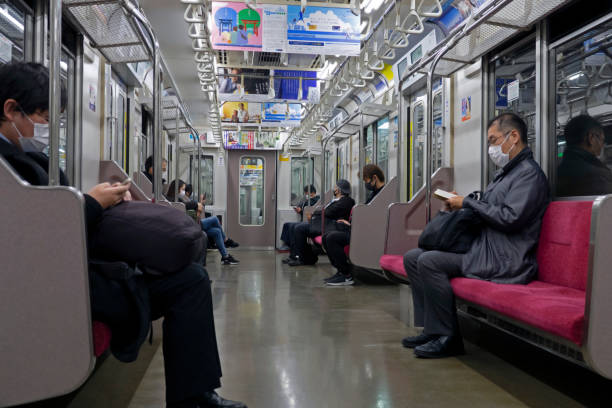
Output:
top-left (365, 185), bottom-right (383, 205)
top-left (324, 195), bottom-right (355, 221)
top-left (462, 148), bottom-right (550, 284)
top-left (556, 146), bottom-right (612, 197)
top-left (0, 138), bottom-right (150, 362)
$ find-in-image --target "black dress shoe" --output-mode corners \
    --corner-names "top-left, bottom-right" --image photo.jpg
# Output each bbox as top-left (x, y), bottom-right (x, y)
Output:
top-left (287, 258), bottom-right (304, 266)
top-left (198, 391), bottom-right (247, 408)
top-left (401, 332), bottom-right (437, 349)
top-left (414, 335), bottom-right (465, 359)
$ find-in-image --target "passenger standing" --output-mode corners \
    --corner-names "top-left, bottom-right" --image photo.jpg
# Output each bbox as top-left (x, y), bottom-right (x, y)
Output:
top-left (288, 180), bottom-right (354, 267)
top-left (401, 113), bottom-right (550, 358)
top-left (556, 115), bottom-right (612, 196)
top-left (322, 165), bottom-right (386, 286)
top-left (0, 62), bottom-right (246, 408)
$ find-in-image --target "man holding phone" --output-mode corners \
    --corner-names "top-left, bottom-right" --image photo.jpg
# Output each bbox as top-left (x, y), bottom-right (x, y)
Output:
top-left (280, 185), bottom-right (319, 252)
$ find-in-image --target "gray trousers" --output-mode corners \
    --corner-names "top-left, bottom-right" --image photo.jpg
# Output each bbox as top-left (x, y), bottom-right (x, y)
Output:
top-left (403, 248), bottom-right (464, 336)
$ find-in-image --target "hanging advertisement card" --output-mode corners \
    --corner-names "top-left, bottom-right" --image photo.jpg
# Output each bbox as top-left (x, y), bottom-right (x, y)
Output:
top-left (286, 6), bottom-right (360, 56)
top-left (461, 96), bottom-right (472, 122)
top-left (224, 130), bottom-right (280, 150)
top-left (212, 2), bottom-right (263, 51)
top-left (262, 4), bottom-right (288, 52)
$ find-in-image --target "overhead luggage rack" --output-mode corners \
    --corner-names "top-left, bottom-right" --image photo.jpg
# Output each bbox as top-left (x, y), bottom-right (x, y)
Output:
top-left (64, 0), bottom-right (149, 63)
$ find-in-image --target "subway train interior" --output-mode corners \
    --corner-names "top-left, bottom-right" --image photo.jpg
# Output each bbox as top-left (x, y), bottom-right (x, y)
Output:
top-left (2, 0), bottom-right (612, 407)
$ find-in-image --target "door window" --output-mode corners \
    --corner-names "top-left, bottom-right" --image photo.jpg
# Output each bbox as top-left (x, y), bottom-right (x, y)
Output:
top-left (189, 155), bottom-right (214, 205)
top-left (376, 117), bottom-right (389, 177)
top-left (239, 156), bottom-right (264, 226)
top-left (410, 101), bottom-right (425, 198)
top-left (290, 157), bottom-right (314, 206)
top-left (364, 125), bottom-right (374, 164)
top-left (0, 2), bottom-right (28, 64)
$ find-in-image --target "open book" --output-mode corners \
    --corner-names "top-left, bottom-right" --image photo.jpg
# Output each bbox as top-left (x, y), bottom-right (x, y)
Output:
top-left (433, 189), bottom-right (457, 201)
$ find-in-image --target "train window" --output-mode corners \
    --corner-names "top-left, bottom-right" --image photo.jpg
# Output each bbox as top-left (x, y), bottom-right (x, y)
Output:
top-left (324, 149), bottom-right (335, 192)
top-left (58, 49), bottom-right (75, 180)
top-left (433, 92), bottom-right (444, 171)
top-left (364, 125), bottom-right (374, 164)
top-left (376, 117), bottom-right (389, 177)
top-left (0, 2), bottom-right (28, 63)
top-left (190, 154), bottom-right (214, 205)
top-left (488, 37), bottom-right (536, 182)
top-left (239, 156), bottom-right (264, 226)
top-left (410, 101), bottom-right (425, 198)
top-left (552, 22), bottom-right (612, 197)
top-left (290, 156), bottom-right (314, 206)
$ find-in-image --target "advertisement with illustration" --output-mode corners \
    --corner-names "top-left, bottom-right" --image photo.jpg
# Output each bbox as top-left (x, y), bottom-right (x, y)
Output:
top-left (286, 6), bottom-right (360, 56)
top-left (225, 130), bottom-right (281, 150)
top-left (262, 102), bottom-right (301, 127)
top-left (221, 101), bottom-right (302, 127)
top-left (212, 2), bottom-right (263, 51)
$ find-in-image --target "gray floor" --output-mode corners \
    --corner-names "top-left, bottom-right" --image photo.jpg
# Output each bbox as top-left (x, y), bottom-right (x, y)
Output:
top-left (123, 250), bottom-right (593, 408)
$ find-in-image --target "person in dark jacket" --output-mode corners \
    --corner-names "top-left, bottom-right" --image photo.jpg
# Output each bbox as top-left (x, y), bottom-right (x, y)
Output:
top-left (0, 62), bottom-right (245, 408)
top-left (557, 115), bottom-right (612, 197)
top-left (287, 179), bottom-right (355, 266)
top-left (401, 113), bottom-right (550, 359)
top-left (280, 184), bottom-right (320, 251)
top-left (322, 165), bottom-right (386, 286)
top-left (144, 155), bottom-right (167, 183)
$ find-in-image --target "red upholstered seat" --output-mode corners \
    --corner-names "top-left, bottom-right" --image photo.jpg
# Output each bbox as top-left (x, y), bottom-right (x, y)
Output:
top-left (313, 236), bottom-right (322, 245)
top-left (451, 278), bottom-right (585, 345)
top-left (92, 321), bottom-right (112, 357)
top-left (344, 245), bottom-right (350, 256)
top-left (379, 254), bottom-right (406, 277)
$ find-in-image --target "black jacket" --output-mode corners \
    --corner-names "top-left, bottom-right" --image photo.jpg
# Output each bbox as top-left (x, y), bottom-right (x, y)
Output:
top-left (556, 146), bottom-right (612, 197)
top-left (324, 195), bottom-right (355, 221)
top-left (462, 148), bottom-right (550, 284)
top-left (0, 138), bottom-right (149, 362)
top-left (298, 195), bottom-right (320, 221)
top-left (365, 185), bottom-right (383, 205)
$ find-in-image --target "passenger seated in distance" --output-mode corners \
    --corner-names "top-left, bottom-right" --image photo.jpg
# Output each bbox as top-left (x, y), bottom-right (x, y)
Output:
top-left (556, 115), bottom-right (612, 196)
top-left (280, 184), bottom-right (320, 251)
top-left (144, 154), bottom-right (167, 184)
top-left (0, 62), bottom-right (246, 408)
top-left (286, 179), bottom-right (355, 267)
top-left (322, 164), bottom-right (386, 286)
top-left (402, 112), bottom-right (550, 358)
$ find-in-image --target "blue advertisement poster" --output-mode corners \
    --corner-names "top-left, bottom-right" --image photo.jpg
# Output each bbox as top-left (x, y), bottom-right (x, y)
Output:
top-left (262, 103), bottom-right (301, 127)
top-left (286, 6), bottom-right (360, 56)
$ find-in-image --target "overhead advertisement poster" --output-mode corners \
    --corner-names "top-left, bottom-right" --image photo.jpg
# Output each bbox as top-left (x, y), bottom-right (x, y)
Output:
top-left (212, 2), bottom-right (263, 51)
top-left (221, 102), bottom-right (302, 127)
top-left (285, 6), bottom-right (360, 56)
top-left (262, 4), bottom-right (288, 52)
top-left (225, 130), bottom-right (281, 150)
top-left (262, 103), bottom-right (301, 127)
top-left (221, 102), bottom-right (262, 124)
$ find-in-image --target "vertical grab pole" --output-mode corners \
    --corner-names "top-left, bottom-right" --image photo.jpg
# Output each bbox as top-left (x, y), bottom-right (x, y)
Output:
top-left (174, 107), bottom-right (180, 202)
top-left (152, 45), bottom-right (162, 202)
top-left (397, 93), bottom-right (403, 200)
top-left (197, 130), bottom-right (202, 199)
top-left (425, 51), bottom-right (445, 222)
top-left (48, 0), bottom-right (62, 186)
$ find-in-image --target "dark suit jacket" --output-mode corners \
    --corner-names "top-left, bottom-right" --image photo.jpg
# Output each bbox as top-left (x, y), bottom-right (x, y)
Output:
top-left (324, 195), bottom-right (355, 221)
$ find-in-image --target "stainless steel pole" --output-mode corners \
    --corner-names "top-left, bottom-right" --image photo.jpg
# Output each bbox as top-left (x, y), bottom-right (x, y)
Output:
top-left (152, 46), bottom-right (162, 202)
top-left (48, 0), bottom-right (62, 186)
top-left (425, 51), bottom-right (445, 222)
top-left (174, 107), bottom-right (180, 202)
top-left (74, 35), bottom-right (84, 190)
top-left (197, 130), bottom-right (202, 199)
top-left (397, 94), bottom-right (403, 200)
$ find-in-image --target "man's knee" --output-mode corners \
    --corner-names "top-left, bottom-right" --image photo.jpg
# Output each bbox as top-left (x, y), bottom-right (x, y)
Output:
top-left (403, 248), bottom-right (422, 270)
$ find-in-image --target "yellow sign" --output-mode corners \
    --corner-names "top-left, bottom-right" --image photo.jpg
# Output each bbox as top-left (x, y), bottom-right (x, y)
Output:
top-left (279, 153), bottom-right (290, 162)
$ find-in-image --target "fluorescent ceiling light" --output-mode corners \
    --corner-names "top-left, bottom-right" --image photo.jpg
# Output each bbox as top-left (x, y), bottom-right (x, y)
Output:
top-left (0, 6), bottom-right (24, 31)
top-left (364, 0), bottom-right (385, 14)
top-left (567, 72), bottom-right (583, 81)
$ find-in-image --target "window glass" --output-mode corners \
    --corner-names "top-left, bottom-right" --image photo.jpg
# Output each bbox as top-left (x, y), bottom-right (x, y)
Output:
top-left (489, 40), bottom-right (536, 181)
top-left (190, 155), bottom-right (214, 205)
top-left (0, 2), bottom-right (26, 63)
top-left (365, 125), bottom-right (373, 164)
top-left (290, 157), bottom-right (314, 206)
top-left (376, 117), bottom-right (389, 176)
top-left (433, 92), bottom-right (444, 171)
top-left (239, 157), bottom-right (264, 226)
top-left (410, 102), bottom-right (425, 198)
top-left (553, 23), bottom-right (612, 197)
top-left (324, 150), bottom-right (334, 192)
top-left (58, 50), bottom-right (75, 179)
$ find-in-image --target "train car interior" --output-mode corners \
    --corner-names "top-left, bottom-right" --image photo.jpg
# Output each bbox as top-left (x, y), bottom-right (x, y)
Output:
top-left (1, 0), bottom-right (612, 407)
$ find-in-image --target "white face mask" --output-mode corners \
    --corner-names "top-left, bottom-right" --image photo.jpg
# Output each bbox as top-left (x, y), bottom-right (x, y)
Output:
top-left (179, 190), bottom-right (186, 197)
top-left (13, 115), bottom-right (49, 153)
top-left (162, 171), bottom-right (168, 180)
top-left (488, 133), bottom-right (514, 168)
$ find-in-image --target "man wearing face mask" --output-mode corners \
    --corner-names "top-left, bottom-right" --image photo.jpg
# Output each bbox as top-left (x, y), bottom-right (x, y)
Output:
top-left (556, 115), bottom-right (612, 197)
top-left (144, 155), bottom-right (168, 184)
top-left (287, 180), bottom-right (354, 267)
top-left (401, 112), bottom-right (549, 359)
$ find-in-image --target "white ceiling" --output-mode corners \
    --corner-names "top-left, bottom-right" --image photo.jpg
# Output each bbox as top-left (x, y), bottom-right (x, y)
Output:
top-left (140, 0), bottom-right (211, 129)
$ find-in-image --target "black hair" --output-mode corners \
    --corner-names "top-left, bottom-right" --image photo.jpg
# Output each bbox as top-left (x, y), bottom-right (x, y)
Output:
top-left (564, 115), bottom-right (604, 146)
top-left (185, 184), bottom-right (193, 195)
top-left (362, 164), bottom-right (385, 182)
top-left (166, 179), bottom-right (186, 200)
top-left (303, 184), bottom-right (316, 194)
top-left (144, 155), bottom-right (167, 173)
top-left (487, 112), bottom-right (528, 144)
top-left (0, 62), bottom-right (67, 123)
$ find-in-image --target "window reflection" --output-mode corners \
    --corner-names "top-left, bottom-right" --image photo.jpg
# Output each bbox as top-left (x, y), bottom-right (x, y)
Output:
top-left (0, 2), bottom-right (26, 63)
top-left (290, 157), bottom-right (314, 206)
top-left (239, 157), bottom-right (264, 226)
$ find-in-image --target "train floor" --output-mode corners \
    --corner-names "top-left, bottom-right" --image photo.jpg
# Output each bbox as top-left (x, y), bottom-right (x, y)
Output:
top-left (23, 250), bottom-right (612, 408)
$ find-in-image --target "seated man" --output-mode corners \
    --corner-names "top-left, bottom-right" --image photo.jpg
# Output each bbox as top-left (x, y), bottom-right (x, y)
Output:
top-left (322, 164), bottom-right (386, 286)
top-left (280, 184), bottom-right (320, 252)
top-left (402, 112), bottom-right (549, 358)
top-left (144, 155), bottom-right (167, 184)
top-left (288, 179), bottom-right (354, 267)
top-left (557, 115), bottom-right (612, 196)
top-left (0, 62), bottom-right (245, 408)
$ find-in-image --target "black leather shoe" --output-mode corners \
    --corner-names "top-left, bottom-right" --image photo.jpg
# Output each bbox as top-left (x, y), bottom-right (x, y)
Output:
top-left (414, 335), bottom-right (465, 358)
top-left (282, 256), bottom-right (295, 264)
top-left (401, 332), bottom-right (436, 349)
top-left (288, 258), bottom-right (304, 266)
top-left (198, 391), bottom-right (247, 408)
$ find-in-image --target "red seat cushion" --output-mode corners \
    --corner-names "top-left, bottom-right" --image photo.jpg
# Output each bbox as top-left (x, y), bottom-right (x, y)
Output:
top-left (451, 278), bottom-right (585, 345)
top-left (313, 236), bottom-right (322, 246)
top-left (536, 201), bottom-right (592, 291)
top-left (344, 245), bottom-right (350, 256)
top-left (92, 321), bottom-right (112, 357)
top-left (380, 254), bottom-right (406, 277)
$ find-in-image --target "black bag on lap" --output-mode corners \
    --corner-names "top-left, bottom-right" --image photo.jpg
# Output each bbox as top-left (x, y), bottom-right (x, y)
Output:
top-left (309, 209), bottom-right (323, 236)
top-left (90, 201), bottom-right (205, 275)
top-left (418, 208), bottom-right (482, 254)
